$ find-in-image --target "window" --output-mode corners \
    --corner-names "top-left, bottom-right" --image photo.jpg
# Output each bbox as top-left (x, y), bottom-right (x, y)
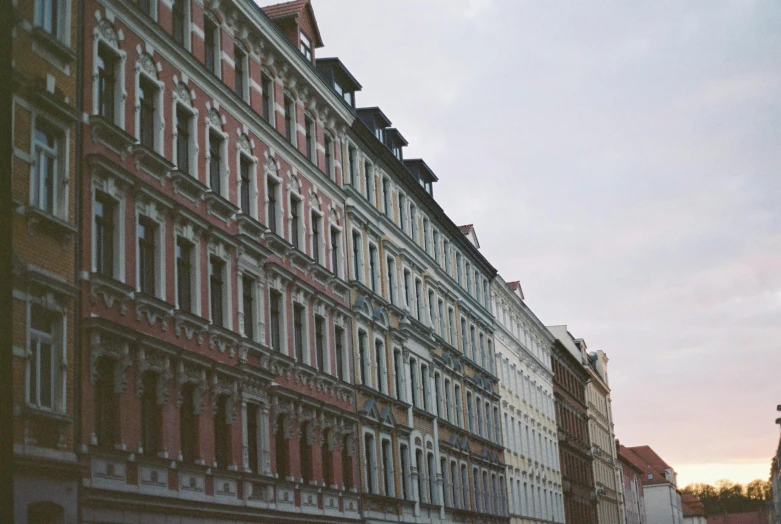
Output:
top-left (209, 257), bottom-right (225, 327)
top-left (97, 45), bottom-right (117, 122)
top-left (234, 45), bottom-right (247, 100)
top-left (305, 115), bottom-right (315, 162)
top-left (324, 135), bottom-right (333, 177)
top-left (414, 279), bottom-right (422, 320)
top-left (94, 194), bottom-right (115, 277)
top-left (300, 422), bottom-right (313, 482)
top-left (284, 96), bottom-right (296, 143)
top-left (394, 349), bottom-right (403, 400)
top-left (351, 231), bottom-right (362, 282)
top-left (138, 217), bottom-right (157, 296)
top-left (400, 444), bottom-right (410, 499)
top-left (358, 331), bottom-right (368, 385)
top-left (409, 359), bottom-right (418, 407)
top-left (293, 304), bottom-right (305, 362)
top-left (416, 450), bottom-right (426, 502)
top-left (374, 340), bottom-right (385, 393)
top-left (423, 218), bottom-right (430, 253)
top-left (382, 178), bottom-right (391, 217)
top-left (454, 384), bottom-right (462, 427)
top-left (239, 156), bottom-right (252, 215)
top-left (448, 308), bottom-right (456, 345)
top-left (364, 434), bottom-right (377, 493)
top-left (139, 77), bottom-right (156, 149)
top-left (261, 73), bottom-right (273, 123)
top-left (382, 439), bottom-right (393, 496)
top-left (95, 358), bottom-right (118, 447)
top-left (335, 326), bottom-right (345, 381)
top-left (208, 131), bottom-right (223, 195)
top-left (172, 0), bottom-right (186, 45)
top-left (466, 391), bottom-right (473, 432)
top-left (398, 194), bottom-right (406, 232)
top-left (204, 17), bottom-right (218, 75)
top-left (322, 429), bottom-right (334, 485)
top-left (176, 106), bottom-right (192, 173)
top-left (421, 364), bottom-right (430, 412)
top-left (368, 244), bottom-right (378, 293)
top-left (28, 305), bottom-right (57, 410)
top-left (32, 125), bottom-right (60, 215)
top-left (427, 453), bottom-right (437, 504)
top-left (35, 0), bottom-right (61, 36)
top-left (428, 291), bottom-right (436, 328)
top-left (342, 435), bottom-right (353, 490)
top-left (275, 415), bottom-right (288, 478)
top-left (315, 315), bottom-right (325, 372)
top-left (267, 178), bottom-right (279, 234)
top-left (387, 257), bottom-right (396, 305)
top-left (330, 227), bottom-right (340, 276)
top-left (348, 146), bottom-right (357, 188)
top-left (365, 161), bottom-right (374, 203)
top-left (461, 465), bottom-right (470, 510)
top-left (290, 196), bottom-right (301, 249)
top-left (269, 290), bottom-right (282, 352)
top-left (410, 206), bottom-right (418, 241)
top-left (140, 373), bottom-right (160, 455)
top-left (455, 253), bottom-right (462, 285)
top-left (299, 31), bottom-right (312, 61)
top-left (246, 404), bottom-right (259, 471)
top-left (469, 325), bottom-right (476, 360)
top-left (460, 318), bottom-right (468, 355)
top-left (242, 276), bottom-right (255, 341)
top-left (403, 270), bottom-right (411, 309)
top-left (311, 212), bottom-right (322, 264)
top-left (444, 379), bottom-right (451, 421)
top-left (433, 231), bottom-right (440, 263)
top-left (213, 395), bottom-right (231, 468)
top-left (176, 238), bottom-right (193, 313)
top-left (138, 0), bottom-right (154, 18)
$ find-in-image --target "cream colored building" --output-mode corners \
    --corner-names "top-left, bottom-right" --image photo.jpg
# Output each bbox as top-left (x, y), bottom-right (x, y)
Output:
top-left (550, 327), bottom-right (623, 524)
top-left (493, 277), bottom-right (564, 523)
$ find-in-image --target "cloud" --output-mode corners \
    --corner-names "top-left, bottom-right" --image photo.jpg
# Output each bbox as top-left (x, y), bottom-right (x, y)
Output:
top-left (260, 0), bottom-right (781, 481)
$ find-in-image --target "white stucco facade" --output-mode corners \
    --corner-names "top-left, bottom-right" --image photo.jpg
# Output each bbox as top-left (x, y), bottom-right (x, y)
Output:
top-left (644, 483), bottom-right (683, 524)
top-left (492, 277), bottom-right (563, 524)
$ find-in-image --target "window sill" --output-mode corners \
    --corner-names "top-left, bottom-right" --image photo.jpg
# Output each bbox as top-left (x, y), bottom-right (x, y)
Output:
top-left (208, 323), bottom-right (239, 357)
top-left (264, 232), bottom-right (292, 259)
top-left (90, 115), bottom-right (135, 157)
top-left (236, 213), bottom-right (267, 240)
top-left (132, 143), bottom-right (174, 181)
top-left (24, 80), bottom-right (78, 122)
top-left (173, 309), bottom-right (209, 344)
top-left (204, 191), bottom-right (239, 224)
top-left (15, 404), bottom-right (72, 424)
top-left (31, 26), bottom-right (76, 65)
top-left (134, 291), bottom-right (174, 330)
top-left (88, 272), bottom-right (133, 315)
top-left (170, 168), bottom-right (208, 204)
top-left (25, 206), bottom-right (77, 243)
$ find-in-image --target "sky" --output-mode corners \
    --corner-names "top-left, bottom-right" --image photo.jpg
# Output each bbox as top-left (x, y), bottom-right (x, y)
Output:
top-left (258, 0), bottom-right (781, 487)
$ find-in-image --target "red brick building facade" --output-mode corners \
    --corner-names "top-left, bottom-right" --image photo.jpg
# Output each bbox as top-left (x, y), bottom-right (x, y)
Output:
top-left (78, 0), bottom-right (360, 521)
top-left (551, 338), bottom-right (598, 524)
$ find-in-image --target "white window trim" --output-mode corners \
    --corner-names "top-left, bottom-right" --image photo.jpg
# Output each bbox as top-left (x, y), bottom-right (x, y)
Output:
top-left (134, 52), bottom-right (165, 155)
top-left (30, 114), bottom-right (70, 220)
top-left (310, 209), bottom-right (324, 264)
top-left (174, 220), bottom-right (202, 315)
top-left (92, 24), bottom-right (128, 128)
top-left (171, 89), bottom-right (200, 181)
top-left (135, 198), bottom-right (167, 298)
top-left (236, 146), bottom-right (259, 219)
top-left (205, 113), bottom-right (230, 197)
top-left (91, 179), bottom-right (127, 281)
top-left (25, 299), bottom-right (66, 413)
top-left (207, 240), bottom-right (233, 329)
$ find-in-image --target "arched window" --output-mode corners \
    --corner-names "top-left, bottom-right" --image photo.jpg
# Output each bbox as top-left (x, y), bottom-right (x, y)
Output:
top-left (342, 435), bottom-right (353, 490)
top-left (94, 357), bottom-right (118, 448)
top-left (275, 415), bottom-right (288, 479)
top-left (300, 422), bottom-right (313, 483)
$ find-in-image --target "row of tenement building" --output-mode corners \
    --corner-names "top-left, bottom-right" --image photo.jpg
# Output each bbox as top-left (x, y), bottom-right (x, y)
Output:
top-left (9, 0), bottom-right (674, 523)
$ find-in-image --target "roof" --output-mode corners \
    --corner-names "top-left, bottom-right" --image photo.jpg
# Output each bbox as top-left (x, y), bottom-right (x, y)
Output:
top-left (681, 494), bottom-right (705, 517)
top-left (458, 224), bottom-right (473, 234)
top-left (617, 445), bottom-right (645, 475)
top-left (357, 107), bottom-right (392, 129)
top-left (457, 224), bottom-right (480, 249)
top-left (622, 445), bottom-right (677, 486)
top-left (506, 280), bottom-right (525, 300)
top-left (315, 57), bottom-right (362, 91)
top-left (706, 511), bottom-right (768, 524)
top-left (262, 0), bottom-right (324, 47)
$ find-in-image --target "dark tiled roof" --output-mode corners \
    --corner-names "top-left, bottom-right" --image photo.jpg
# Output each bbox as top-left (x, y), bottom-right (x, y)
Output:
top-left (458, 224), bottom-right (474, 234)
top-left (707, 511), bottom-right (768, 524)
top-left (262, 0), bottom-right (307, 19)
top-left (681, 494), bottom-right (705, 516)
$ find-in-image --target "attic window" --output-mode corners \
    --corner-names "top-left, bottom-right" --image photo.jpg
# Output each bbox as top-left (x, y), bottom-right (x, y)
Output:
top-left (300, 31), bottom-right (312, 61)
top-left (334, 81), bottom-right (352, 106)
top-left (647, 473), bottom-right (653, 480)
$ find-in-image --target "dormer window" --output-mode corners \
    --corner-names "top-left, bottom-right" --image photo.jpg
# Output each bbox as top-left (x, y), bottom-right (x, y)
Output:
top-left (300, 31), bottom-right (312, 61)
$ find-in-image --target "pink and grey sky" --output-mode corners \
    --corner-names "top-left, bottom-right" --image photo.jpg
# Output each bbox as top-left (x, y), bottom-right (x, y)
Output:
top-left (258, 0), bottom-right (781, 486)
